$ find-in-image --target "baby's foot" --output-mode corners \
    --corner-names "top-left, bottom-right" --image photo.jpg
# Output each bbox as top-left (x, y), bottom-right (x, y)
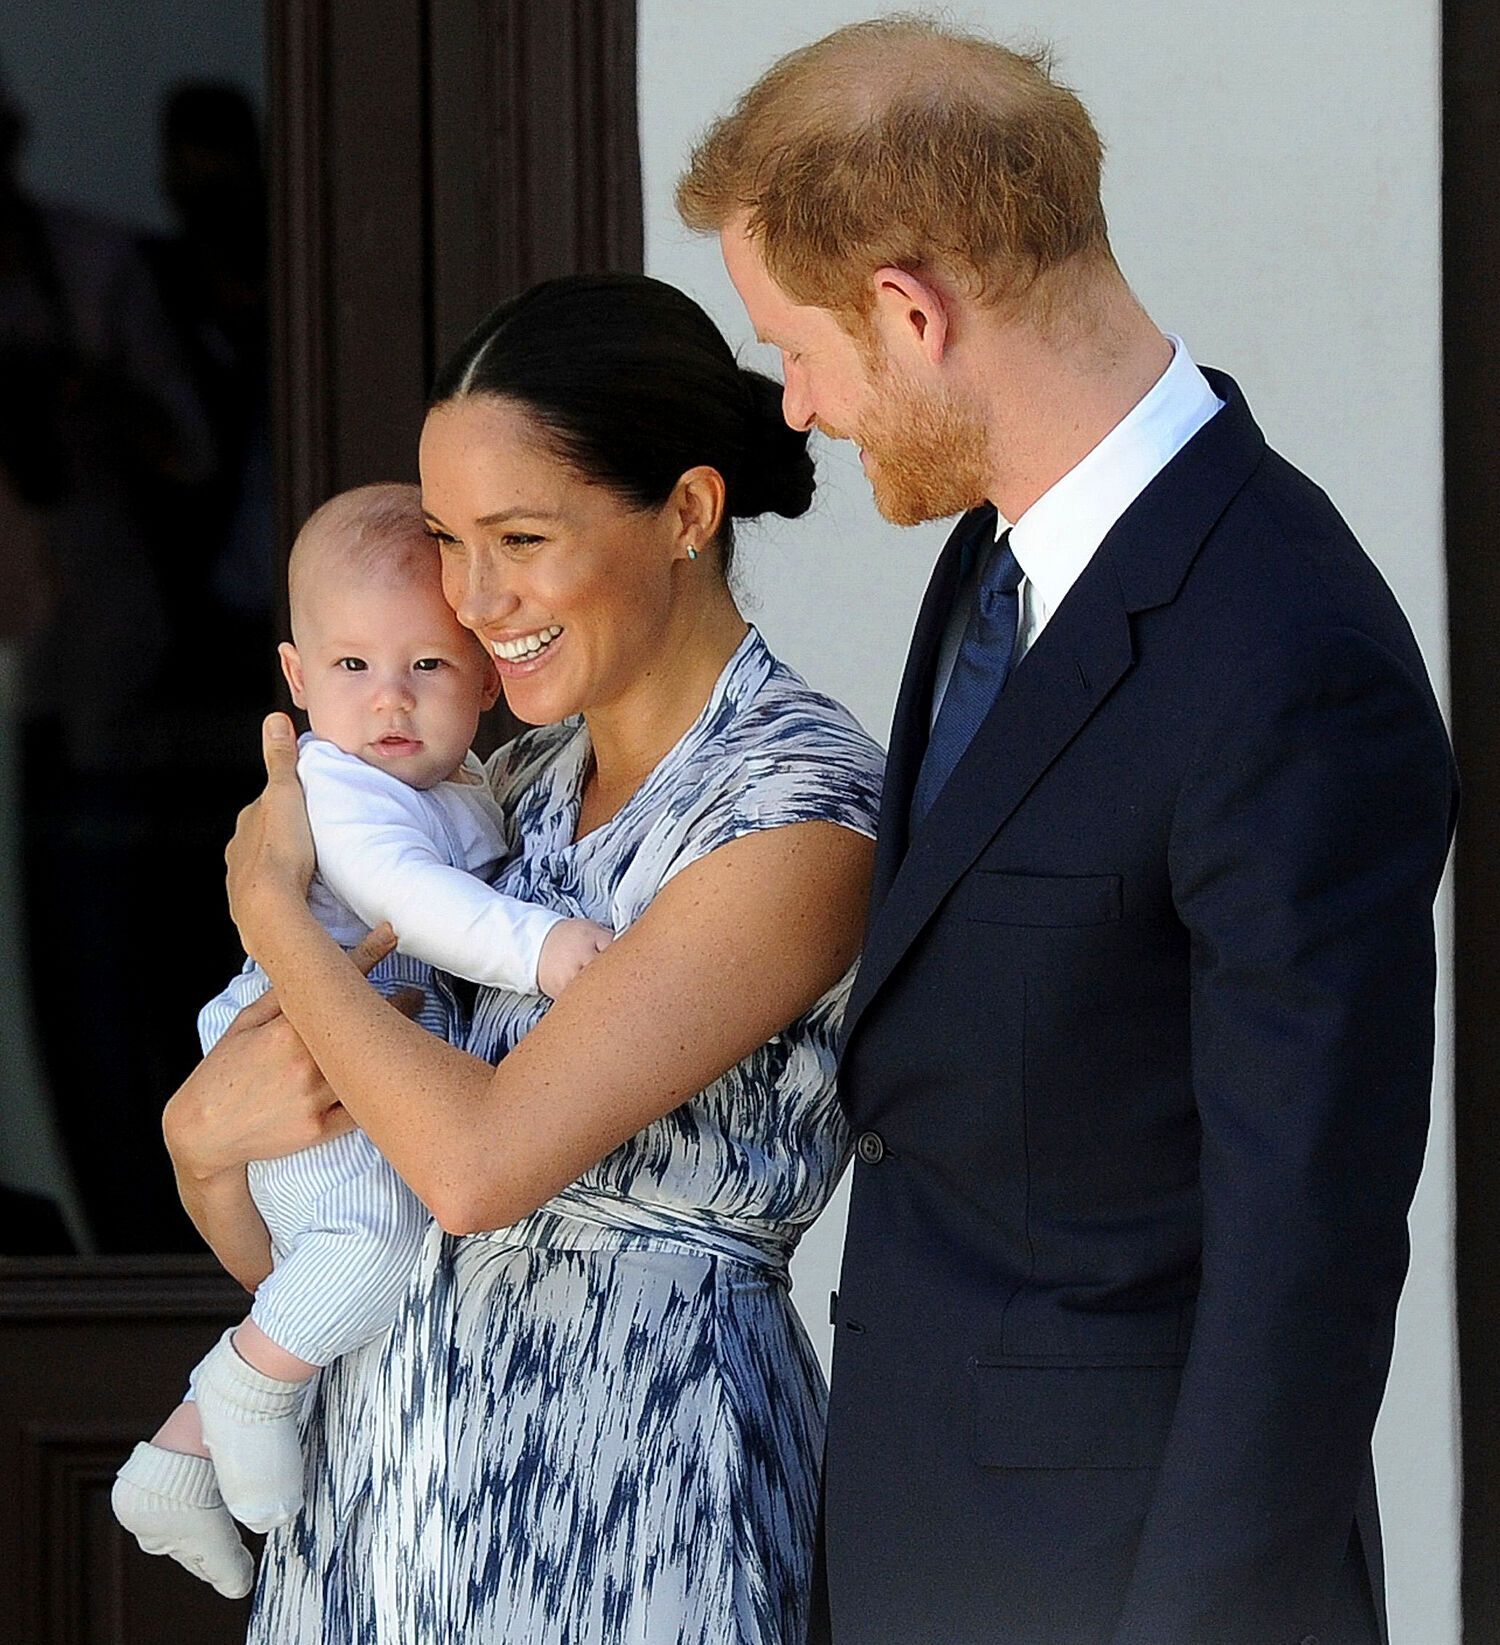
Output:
top-left (111, 1442), bottom-right (254, 1599)
top-left (190, 1328), bottom-right (306, 1532)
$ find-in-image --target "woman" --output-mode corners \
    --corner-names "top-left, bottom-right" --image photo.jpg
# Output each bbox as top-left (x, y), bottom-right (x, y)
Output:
top-left (164, 274), bottom-right (883, 1642)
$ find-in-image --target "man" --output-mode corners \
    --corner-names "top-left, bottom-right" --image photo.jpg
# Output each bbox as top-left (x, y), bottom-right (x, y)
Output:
top-left (678, 18), bottom-right (1457, 1645)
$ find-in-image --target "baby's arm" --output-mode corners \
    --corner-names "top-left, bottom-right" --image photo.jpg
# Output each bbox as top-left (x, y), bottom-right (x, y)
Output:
top-left (304, 747), bottom-right (606, 996)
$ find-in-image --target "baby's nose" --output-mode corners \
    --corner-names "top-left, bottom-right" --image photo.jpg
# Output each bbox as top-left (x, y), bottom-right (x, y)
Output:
top-left (372, 673), bottom-right (416, 709)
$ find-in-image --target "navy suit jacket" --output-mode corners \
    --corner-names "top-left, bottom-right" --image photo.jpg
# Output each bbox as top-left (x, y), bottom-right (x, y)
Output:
top-left (815, 373), bottom-right (1458, 1645)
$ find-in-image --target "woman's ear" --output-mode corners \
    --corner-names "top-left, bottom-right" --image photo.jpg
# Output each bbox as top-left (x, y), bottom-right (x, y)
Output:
top-left (672, 466), bottom-right (727, 559)
top-left (278, 641), bottom-right (309, 709)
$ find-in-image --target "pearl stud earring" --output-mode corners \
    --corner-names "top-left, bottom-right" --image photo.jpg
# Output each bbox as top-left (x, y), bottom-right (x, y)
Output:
top-left (685, 544), bottom-right (699, 561)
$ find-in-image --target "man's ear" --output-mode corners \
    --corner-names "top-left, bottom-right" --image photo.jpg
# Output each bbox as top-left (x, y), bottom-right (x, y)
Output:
top-left (278, 641), bottom-right (308, 709)
top-left (869, 265), bottom-right (951, 366)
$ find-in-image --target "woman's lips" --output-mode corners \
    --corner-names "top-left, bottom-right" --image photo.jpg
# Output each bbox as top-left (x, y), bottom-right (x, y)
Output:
top-left (491, 627), bottom-right (564, 678)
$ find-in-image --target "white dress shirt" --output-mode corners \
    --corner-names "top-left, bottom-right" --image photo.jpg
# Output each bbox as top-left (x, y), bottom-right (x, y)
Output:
top-left (931, 336), bottom-right (1224, 726)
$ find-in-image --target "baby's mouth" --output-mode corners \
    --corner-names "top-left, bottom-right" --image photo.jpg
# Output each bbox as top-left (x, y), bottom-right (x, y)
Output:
top-left (373, 733), bottom-right (422, 755)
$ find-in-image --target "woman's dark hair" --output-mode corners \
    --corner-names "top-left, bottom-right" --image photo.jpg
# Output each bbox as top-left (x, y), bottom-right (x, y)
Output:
top-left (429, 273), bottom-right (815, 576)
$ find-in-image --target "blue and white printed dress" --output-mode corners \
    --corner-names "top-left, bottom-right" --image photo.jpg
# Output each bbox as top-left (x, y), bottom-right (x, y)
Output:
top-left (249, 628), bottom-right (884, 1644)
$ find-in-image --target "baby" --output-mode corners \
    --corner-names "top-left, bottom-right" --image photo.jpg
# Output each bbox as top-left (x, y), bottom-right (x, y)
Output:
top-left (111, 483), bottom-right (611, 1597)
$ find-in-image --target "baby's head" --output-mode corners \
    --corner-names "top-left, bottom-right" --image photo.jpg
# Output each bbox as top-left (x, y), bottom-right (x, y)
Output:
top-left (279, 483), bottom-right (501, 788)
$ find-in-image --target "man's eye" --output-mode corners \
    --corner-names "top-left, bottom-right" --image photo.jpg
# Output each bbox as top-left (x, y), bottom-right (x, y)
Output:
top-left (336, 657), bottom-right (367, 672)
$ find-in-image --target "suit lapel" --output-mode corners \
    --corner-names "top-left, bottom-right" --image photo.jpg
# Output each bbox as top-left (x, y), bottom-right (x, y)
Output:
top-left (842, 369), bottom-right (1267, 1058)
top-left (843, 561), bottom-right (1134, 1051)
top-left (868, 507), bottom-right (994, 910)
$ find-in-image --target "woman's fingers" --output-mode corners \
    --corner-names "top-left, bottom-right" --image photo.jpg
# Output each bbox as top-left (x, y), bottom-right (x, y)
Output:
top-left (261, 711), bottom-right (299, 781)
top-left (348, 924), bottom-right (424, 1018)
top-left (219, 986), bottom-right (284, 1039)
top-left (219, 930), bottom-right (400, 1053)
top-left (386, 987), bottom-right (427, 1021)
top-left (349, 924), bottom-right (398, 976)
top-left (225, 717), bottom-right (317, 949)
top-left (316, 1103), bottom-right (358, 1143)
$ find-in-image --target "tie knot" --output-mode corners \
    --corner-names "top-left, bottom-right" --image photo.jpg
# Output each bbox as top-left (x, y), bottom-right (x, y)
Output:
top-left (978, 533), bottom-right (1023, 615)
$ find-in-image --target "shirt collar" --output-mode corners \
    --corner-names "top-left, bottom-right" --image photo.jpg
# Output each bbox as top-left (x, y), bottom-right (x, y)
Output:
top-left (997, 336), bottom-right (1223, 610)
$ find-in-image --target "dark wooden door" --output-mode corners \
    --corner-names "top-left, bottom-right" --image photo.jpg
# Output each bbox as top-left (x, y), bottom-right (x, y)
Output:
top-left (0, 3), bottom-right (639, 1639)
top-left (1446, 2), bottom-right (1500, 1640)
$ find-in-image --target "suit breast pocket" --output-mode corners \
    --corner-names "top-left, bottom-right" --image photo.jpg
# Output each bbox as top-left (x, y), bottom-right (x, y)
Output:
top-left (956, 871), bottom-right (1123, 928)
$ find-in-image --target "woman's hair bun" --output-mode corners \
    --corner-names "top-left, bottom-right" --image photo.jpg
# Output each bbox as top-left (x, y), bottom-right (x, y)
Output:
top-left (729, 368), bottom-right (816, 522)
top-left (430, 274), bottom-right (820, 576)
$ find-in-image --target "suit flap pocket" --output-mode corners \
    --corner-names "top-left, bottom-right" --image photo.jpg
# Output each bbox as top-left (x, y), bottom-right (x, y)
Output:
top-left (971, 1361), bottom-right (1178, 1469)
top-left (959, 872), bottom-right (1123, 927)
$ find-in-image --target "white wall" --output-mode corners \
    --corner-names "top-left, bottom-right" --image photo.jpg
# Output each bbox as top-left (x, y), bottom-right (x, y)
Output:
top-left (641, 3), bottom-right (1456, 1639)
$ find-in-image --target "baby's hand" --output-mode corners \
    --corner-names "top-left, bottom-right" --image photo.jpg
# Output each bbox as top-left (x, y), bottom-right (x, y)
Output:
top-left (537, 917), bottom-right (614, 999)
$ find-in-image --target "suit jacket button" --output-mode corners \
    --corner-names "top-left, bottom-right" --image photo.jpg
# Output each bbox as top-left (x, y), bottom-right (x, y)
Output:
top-left (856, 1131), bottom-right (886, 1165)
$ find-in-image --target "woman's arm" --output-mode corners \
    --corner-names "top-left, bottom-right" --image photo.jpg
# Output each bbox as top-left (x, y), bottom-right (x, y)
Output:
top-left (232, 716), bottom-right (875, 1236)
top-left (169, 1152), bottom-right (271, 1293)
top-left (163, 927), bottom-right (404, 1287)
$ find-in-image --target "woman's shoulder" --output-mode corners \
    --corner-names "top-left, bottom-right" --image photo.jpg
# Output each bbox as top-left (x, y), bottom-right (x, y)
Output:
top-left (669, 645), bottom-right (886, 859)
top-left (733, 652), bottom-right (884, 766)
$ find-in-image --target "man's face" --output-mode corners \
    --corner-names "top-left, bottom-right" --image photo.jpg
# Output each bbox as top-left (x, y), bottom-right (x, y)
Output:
top-left (720, 216), bottom-right (989, 526)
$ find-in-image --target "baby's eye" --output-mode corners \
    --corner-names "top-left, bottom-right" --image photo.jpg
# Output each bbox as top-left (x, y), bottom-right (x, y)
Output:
top-left (336, 657), bottom-right (367, 672)
top-left (413, 657), bottom-right (446, 672)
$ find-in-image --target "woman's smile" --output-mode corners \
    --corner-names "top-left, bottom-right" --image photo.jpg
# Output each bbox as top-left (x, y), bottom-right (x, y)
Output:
top-left (489, 623), bottom-right (564, 665)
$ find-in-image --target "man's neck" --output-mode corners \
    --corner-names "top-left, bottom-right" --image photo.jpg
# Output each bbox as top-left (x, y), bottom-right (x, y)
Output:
top-left (972, 285), bottom-right (1175, 524)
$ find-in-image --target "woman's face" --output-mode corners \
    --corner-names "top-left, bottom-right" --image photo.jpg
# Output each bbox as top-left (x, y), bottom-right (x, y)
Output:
top-left (419, 395), bottom-right (680, 726)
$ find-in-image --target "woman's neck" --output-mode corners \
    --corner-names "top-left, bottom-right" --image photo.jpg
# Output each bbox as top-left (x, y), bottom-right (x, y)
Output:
top-left (578, 594), bottom-right (750, 834)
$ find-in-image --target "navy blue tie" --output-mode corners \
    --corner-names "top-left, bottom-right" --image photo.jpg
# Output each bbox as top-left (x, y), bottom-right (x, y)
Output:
top-left (910, 528), bottom-right (1023, 825)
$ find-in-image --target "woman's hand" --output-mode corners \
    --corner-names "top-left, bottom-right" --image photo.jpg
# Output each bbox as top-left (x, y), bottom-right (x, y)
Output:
top-left (226, 713), bottom-right (317, 958)
top-left (164, 926), bottom-right (408, 1290)
top-left (164, 924), bottom-right (400, 1184)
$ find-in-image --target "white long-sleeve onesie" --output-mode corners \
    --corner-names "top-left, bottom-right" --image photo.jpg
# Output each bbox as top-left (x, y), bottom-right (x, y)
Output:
top-left (195, 735), bottom-right (564, 1365)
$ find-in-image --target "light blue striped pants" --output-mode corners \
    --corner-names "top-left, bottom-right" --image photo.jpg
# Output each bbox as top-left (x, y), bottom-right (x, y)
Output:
top-left (197, 955), bottom-right (446, 1365)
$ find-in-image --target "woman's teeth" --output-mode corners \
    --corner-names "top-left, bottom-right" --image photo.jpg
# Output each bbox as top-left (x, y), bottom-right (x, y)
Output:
top-left (492, 625), bottom-right (562, 662)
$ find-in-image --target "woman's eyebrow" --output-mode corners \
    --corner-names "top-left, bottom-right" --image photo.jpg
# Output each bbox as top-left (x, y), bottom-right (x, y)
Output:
top-left (423, 507), bottom-right (563, 530)
top-left (474, 507), bottom-right (563, 527)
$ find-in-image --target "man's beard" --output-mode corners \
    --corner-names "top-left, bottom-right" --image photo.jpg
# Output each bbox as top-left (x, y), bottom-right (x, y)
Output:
top-left (828, 361), bottom-right (990, 527)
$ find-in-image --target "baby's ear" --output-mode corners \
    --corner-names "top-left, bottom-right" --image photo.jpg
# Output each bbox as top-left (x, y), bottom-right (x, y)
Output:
top-left (278, 642), bottom-right (308, 709)
top-left (479, 656), bottom-right (503, 710)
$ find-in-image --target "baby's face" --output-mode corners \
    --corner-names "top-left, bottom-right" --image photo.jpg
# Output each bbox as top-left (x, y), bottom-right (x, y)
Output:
top-left (281, 559), bottom-right (501, 789)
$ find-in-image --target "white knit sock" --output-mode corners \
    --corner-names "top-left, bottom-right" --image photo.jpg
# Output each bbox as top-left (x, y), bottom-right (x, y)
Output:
top-left (111, 1442), bottom-right (255, 1600)
top-left (190, 1328), bottom-right (307, 1533)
